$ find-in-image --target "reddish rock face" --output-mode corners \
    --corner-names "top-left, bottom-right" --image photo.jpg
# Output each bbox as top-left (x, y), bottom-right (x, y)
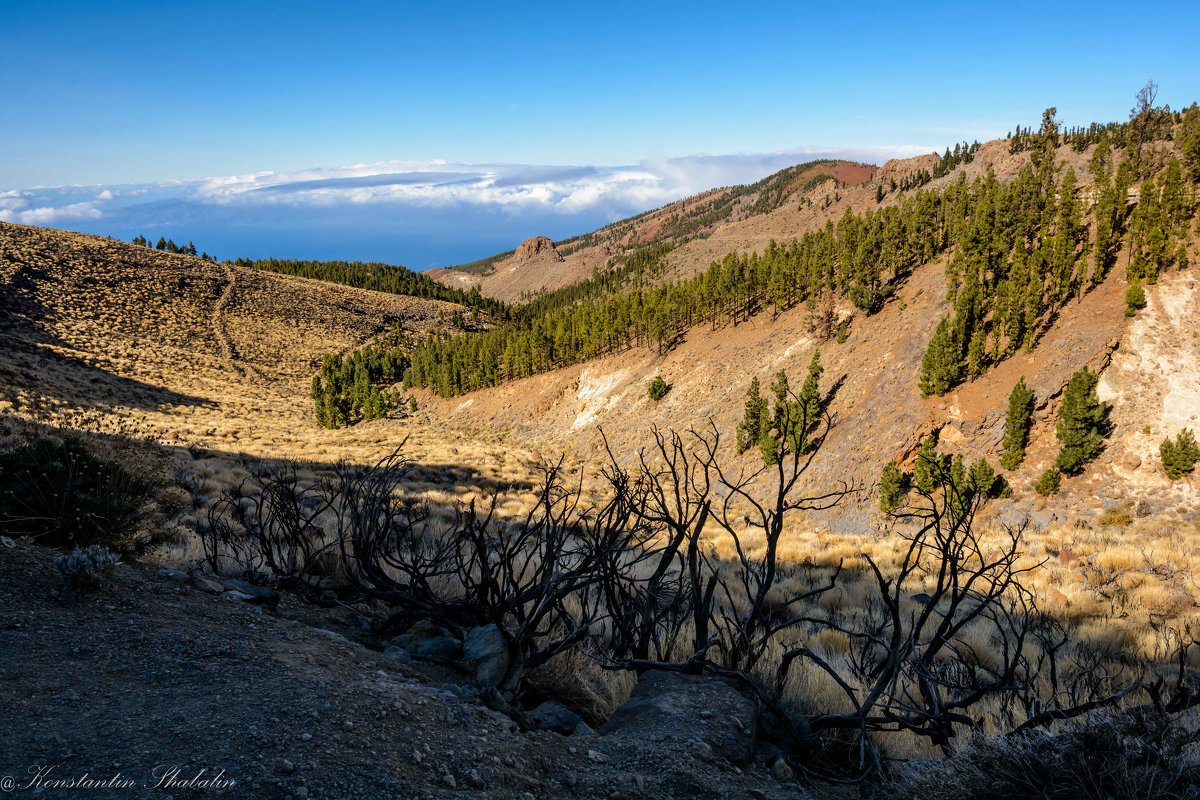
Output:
top-left (515, 235), bottom-right (562, 262)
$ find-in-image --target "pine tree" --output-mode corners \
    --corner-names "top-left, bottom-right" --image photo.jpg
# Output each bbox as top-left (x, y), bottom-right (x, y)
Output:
top-left (999, 377), bottom-right (1035, 470)
top-left (1160, 429), bottom-right (1199, 480)
top-left (769, 371), bottom-right (789, 430)
top-left (1034, 468), bottom-right (1061, 496)
top-left (799, 352), bottom-right (822, 419)
top-left (1054, 367), bottom-right (1109, 474)
top-left (919, 316), bottom-right (962, 396)
top-left (912, 434), bottom-right (942, 494)
top-left (647, 375), bottom-right (669, 401)
top-left (736, 377), bottom-right (766, 455)
top-left (968, 458), bottom-right (997, 496)
top-left (878, 462), bottom-right (909, 513)
top-left (1125, 280), bottom-right (1147, 316)
top-left (1180, 103), bottom-right (1200, 183)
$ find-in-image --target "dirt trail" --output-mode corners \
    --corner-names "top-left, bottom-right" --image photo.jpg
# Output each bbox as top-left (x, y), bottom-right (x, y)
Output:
top-left (209, 263), bottom-right (267, 385)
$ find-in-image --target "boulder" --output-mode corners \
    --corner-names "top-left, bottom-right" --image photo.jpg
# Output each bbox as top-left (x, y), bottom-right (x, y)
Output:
top-left (158, 568), bottom-right (189, 583)
top-left (222, 579), bottom-right (280, 606)
top-left (463, 624), bottom-right (511, 686)
top-left (389, 633), bottom-right (461, 661)
top-left (599, 670), bottom-right (757, 765)
top-left (529, 701), bottom-right (585, 735)
top-left (191, 574), bottom-right (225, 594)
top-left (383, 645), bottom-right (411, 662)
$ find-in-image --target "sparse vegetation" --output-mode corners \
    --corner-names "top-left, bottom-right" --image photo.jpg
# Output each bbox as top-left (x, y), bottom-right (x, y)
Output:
top-left (646, 374), bottom-right (670, 401)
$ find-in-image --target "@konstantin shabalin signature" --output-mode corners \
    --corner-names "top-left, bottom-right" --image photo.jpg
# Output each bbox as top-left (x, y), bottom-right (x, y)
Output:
top-left (1, 765), bottom-right (236, 792)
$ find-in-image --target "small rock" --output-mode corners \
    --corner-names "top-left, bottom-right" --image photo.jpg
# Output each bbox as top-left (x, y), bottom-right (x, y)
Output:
top-left (442, 774), bottom-right (457, 789)
top-left (465, 769), bottom-right (486, 789)
top-left (587, 749), bottom-right (610, 764)
top-left (158, 568), bottom-right (189, 583)
top-left (384, 645), bottom-right (412, 661)
top-left (390, 633), bottom-right (461, 661)
top-left (1123, 453), bottom-right (1142, 470)
top-left (573, 721), bottom-right (594, 736)
top-left (463, 624), bottom-right (511, 686)
top-left (191, 575), bottom-right (225, 594)
top-left (294, 787), bottom-right (308, 799)
top-left (690, 740), bottom-right (714, 762)
top-left (223, 579), bottom-right (280, 606)
top-left (312, 628), bottom-right (350, 645)
top-left (222, 590), bottom-right (257, 602)
top-left (298, 732), bottom-right (312, 742)
top-left (772, 756), bottom-right (794, 781)
top-left (1046, 587), bottom-right (1070, 606)
top-left (529, 701), bottom-right (585, 735)
top-left (341, 720), bottom-right (355, 732)
top-left (279, 759), bottom-right (295, 774)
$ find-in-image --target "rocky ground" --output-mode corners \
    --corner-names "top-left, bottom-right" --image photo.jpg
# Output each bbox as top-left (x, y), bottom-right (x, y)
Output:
top-left (0, 538), bottom-right (827, 800)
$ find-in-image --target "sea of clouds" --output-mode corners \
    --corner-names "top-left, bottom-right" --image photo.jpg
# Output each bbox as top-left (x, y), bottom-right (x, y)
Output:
top-left (0, 146), bottom-right (930, 268)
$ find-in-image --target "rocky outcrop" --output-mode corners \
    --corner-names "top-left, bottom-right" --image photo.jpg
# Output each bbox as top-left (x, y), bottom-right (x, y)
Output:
top-left (514, 236), bottom-right (562, 262)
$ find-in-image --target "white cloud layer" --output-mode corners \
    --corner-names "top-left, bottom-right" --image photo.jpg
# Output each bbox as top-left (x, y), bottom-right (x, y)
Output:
top-left (1, 144), bottom-right (933, 226)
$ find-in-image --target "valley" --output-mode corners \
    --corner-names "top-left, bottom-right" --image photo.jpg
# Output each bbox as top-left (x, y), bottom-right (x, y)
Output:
top-left (3, 101), bottom-right (1200, 798)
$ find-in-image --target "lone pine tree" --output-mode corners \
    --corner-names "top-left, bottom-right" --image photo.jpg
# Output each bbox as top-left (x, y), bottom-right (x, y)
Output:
top-left (736, 376), bottom-right (766, 454)
top-left (1054, 367), bottom-right (1109, 475)
top-left (1160, 429), bottom-right (1200, 480)
top-left (1000, 377), bottom-right (1035, 470)
top-left (878, 461), bottom-right (909, 513)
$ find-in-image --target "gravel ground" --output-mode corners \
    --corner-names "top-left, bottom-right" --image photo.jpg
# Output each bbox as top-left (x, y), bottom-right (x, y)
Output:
top-left (0, 539), bottom-right (821, 800)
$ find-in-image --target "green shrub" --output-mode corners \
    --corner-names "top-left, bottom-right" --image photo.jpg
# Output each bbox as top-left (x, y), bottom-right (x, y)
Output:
top-left (1125, 280), bottom-right (1147, 316)
top-left (0, 436), bottom-right (160, 555)
top-left (878, 462), bottom-right (910, 513)
top-left (1160, 429), bottom-right (1199, 480)
top-left (647, 375), bottom-right (670, 401)
top-left (54, 545), bottom-right (121, 587)
top-left (1034, 468), bottom-right (1061, 496)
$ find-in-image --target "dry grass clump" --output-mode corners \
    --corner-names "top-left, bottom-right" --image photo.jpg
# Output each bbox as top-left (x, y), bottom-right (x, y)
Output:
top-left (894, 710), bottom-right (1200, 800)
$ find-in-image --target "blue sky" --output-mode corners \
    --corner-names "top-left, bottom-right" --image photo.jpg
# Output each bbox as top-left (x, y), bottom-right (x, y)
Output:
top-left (2, 0), bottom-right (1198, 266)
